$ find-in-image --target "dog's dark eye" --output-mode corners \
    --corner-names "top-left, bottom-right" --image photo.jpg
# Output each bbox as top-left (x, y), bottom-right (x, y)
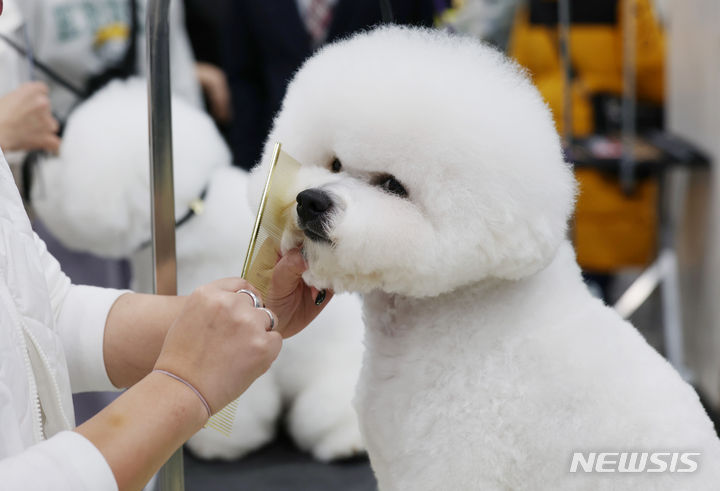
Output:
top-left (330, 158), bottom-right (342, 173)
top-left (374, 174), bottom-right (408, 198)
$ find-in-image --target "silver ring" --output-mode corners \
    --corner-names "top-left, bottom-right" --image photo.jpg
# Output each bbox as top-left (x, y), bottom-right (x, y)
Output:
top-left (258, 307), bottom-right (276, 332)
top-left (236, 289), bottom-right (261, 308)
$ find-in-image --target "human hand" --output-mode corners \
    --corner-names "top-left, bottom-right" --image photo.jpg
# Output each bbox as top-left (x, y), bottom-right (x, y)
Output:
top-left (196, 62), bottom-right (232, 124)
top-left (265, 248), bottom-right (334, 338)
top-left (153, 278), bottom-right (281, 415)
top-left (0, 82), bottom-right (60, 153)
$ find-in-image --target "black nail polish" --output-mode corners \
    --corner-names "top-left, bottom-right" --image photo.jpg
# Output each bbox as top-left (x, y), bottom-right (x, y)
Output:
top-left (315, 289), bottom-right (327, 305)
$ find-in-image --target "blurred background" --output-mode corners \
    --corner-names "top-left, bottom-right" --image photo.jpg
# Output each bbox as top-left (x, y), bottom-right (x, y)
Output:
top-left (1, 0), bottom-right (719, 489)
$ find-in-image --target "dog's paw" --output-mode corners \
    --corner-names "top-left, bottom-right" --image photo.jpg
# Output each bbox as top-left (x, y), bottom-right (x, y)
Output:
top-left (286, 375), bottom-right (366, 462)
top-left (310, 409), bottom-right (366, 462)
top-left (186, 373), bottom-right (282, 460)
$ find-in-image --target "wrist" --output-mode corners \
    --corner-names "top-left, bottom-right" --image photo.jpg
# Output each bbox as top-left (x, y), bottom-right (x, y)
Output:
top-left (75, 369), bottom-right (209, 491)
top-left (152, 368), bottom-right (212, 419)
top-left (145, 371), bottom-right (209, 430)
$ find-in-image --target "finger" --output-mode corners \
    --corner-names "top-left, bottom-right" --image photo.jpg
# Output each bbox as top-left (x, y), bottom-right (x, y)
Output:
top-left (277, 248), bottom-right (306, 272)
top-left (266, 331), bottom-right (283, 360)
top-left (279, 287), bottom-right (335, 339)
top-left (252, 329), bottom-right (283, 369)
top-left (27, 81), bottom-right (49, 94)
top-left (315, 288), bottom-right (333, 306)
top-left (271, 249), bottom-right (307, 296)
top-left (257, 307), bottom-right (277, 332)
top-left (244, 305), bottom-right (277, 334)
top-left (41, 135), bottom-right (61, 154)
top-left (40, 117), bottom-right (58, 134)
top-left (305, 288), bottom-right (334, 318)
top-left (235, 288), bottom-right (262, 308)
top-left (47, 115), bottom-right (60, 133)
top-left (211, 277), bottom-right (263, 300)
top-left (310, 286), bottom-right (318, 298)
top-left (215, 88), bottom-right (232, 123)
top-left (210, 98), bottom-right (229, 124)
top-left (35, 95), bottom-right (51, 112)
top-left (311, 288), bottom-right (334, 310)
top-left (214, 100), bottom-right (231, 124)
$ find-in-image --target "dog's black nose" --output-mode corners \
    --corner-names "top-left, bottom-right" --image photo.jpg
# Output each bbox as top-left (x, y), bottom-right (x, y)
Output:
top-left (296, 189), bottom-right (334, 243)
top-left (296, 188), bottom-right (333, 223)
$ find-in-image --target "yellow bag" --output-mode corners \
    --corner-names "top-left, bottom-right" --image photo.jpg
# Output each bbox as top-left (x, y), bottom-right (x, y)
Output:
top-left (509, 0), bottom-right (664, 272)
top-left (573, 169), bottom-right (657, 272)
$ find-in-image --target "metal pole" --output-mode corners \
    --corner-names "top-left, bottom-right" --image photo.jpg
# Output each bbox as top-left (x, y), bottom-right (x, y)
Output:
top-left (557, 0), bottom-right (572, 148)
top-left (620, 0), bottom-right (637, 194)
top-left (147, 0), bottom-right (183, 489)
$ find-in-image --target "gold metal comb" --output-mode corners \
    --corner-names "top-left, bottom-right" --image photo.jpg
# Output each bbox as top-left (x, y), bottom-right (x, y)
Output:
top-left (205, 142), bottom-right (301, 435)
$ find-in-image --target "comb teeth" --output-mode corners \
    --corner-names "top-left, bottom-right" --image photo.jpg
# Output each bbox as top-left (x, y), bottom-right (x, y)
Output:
top-left (204, 143), bottom-right (301, 436)
top-left (242, 143), bottom-right (302, 297)
top-left (204, 399), bottom-right (238, 436)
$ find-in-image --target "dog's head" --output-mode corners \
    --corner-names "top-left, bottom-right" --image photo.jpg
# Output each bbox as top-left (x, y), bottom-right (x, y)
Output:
top-left (251, 27), bottom-right (575, 297)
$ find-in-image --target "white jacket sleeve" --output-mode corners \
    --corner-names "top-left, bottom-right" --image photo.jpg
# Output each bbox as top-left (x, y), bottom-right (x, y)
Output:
top-left (32, 233), bottom-right (129, 393)
top-left (0, 431), bottom-right (118, 491)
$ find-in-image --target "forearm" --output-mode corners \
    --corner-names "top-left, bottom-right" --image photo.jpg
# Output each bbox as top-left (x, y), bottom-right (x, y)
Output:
top-left (103, 293), bottom-right (187, 388)
top-left (75, 371), bottom-right (207, 491)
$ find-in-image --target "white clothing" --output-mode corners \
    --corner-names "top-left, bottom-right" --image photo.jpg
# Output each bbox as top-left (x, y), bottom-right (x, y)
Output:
top-left (0, 0), bottom-right (201, 121)
top-left (0, 148), bottom-right (125, 490)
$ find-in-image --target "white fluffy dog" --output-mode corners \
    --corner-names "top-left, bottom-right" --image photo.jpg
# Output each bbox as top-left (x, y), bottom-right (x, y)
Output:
top-left (31, 80), bottom-right (365, 462)
top-left (248, 27), bottom-right (720, 489)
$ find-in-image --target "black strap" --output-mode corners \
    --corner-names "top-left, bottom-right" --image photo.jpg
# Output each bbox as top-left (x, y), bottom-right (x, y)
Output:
top-left (21, 151), bottom-right (40, 201)
top-left (175, 187), bottom-right (209, 229)
top-left (137, 186), bottom-right (210, 251)
top-left (0, 33), bottom-right (84, 96)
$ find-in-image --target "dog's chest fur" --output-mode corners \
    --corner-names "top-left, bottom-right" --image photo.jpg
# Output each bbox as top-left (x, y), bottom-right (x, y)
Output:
top-left (355, 279), bottom-right (549, 489)
top-left (352, 243), bottom-right (720, 490)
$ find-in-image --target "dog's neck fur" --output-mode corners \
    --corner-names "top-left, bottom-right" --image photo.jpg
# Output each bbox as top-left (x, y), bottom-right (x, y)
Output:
top-left (361, 241), bottom-right (588, 348)
top-left (355, 241), bottom-right (594, 489)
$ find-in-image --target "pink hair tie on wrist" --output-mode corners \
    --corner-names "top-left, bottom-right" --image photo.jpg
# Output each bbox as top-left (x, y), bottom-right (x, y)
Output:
top-left (153, 369), bottom-right (212, 419)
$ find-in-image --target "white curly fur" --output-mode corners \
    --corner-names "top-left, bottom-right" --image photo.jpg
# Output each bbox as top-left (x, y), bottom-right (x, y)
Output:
top-left (251, 26), bottom-right (720, 489)
top-left (32, 79), bottom-right (366, 462)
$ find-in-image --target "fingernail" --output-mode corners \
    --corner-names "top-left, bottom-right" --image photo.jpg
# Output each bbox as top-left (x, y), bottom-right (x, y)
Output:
top-left (315, 289), bottom-right (327, 305)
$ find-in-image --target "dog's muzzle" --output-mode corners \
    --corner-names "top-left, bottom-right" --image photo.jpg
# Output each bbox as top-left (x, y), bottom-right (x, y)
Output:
top-left (296, 188), bottom-right (333, 244)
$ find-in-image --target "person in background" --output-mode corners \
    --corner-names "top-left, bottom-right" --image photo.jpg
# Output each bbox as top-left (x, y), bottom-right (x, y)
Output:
top-left (224, 0), bottom-right (437, 170)
top-left (0, 0), bottom-right (201, 123)
top-left (184, 0), bottom-right (233, 126)
top-left (0, 81), bottom-right (59, 154)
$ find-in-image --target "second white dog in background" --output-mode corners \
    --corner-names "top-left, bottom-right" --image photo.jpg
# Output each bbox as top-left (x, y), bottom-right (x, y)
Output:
top-left (32, 79), bottom-right (365, 462)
